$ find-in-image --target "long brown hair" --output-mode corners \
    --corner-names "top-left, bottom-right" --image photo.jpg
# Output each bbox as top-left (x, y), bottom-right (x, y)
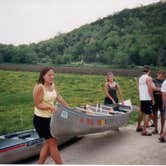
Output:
top-left (37, 67), bottom-right (55, 84)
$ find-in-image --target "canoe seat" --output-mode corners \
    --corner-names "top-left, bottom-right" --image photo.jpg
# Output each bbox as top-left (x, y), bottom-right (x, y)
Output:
top-left (5, 133), bottom-right (18, 139)
top-left (18, 133), bottom-right (31, 139)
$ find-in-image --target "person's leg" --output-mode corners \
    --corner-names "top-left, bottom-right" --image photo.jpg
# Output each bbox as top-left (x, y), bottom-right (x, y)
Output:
top-left (160, 129), bottom-right (166, 138)
top-left (136, 109), bottom-right (144, 131)
top-left (153, 111), bottom-right (158, 133)
top-left (142, 113), bottom-right (153, 135)
top-left (142, 114), bottom-right (149, 133)
top-left (159, 105), bottom-right (166, 142)
top-left (46, 138), bottom-right (63, 164)
top-left (160, 110), bottom-right (165, 135)
top-left (159, 129), bottom-right (166, 142)
top-left (38, 142), bottom-right (49, 164)
top-left (142, 100), bottom-right (154, 135)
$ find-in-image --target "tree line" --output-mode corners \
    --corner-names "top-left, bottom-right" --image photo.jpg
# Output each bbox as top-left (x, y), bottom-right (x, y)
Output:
top-left (0, 1), bottom-right (166, 67)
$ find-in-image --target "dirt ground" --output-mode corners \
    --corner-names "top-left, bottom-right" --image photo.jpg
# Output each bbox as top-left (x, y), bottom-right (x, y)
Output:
top-left (33, 124), bottom-right (166, 165)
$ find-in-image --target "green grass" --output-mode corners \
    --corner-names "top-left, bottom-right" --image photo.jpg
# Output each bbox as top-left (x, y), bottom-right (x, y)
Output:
top-left (0, 70), bottom-right (139, 135)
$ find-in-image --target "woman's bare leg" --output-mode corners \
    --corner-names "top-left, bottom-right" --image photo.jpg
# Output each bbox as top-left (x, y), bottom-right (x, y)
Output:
top-left (38, 142), bottom-right (49, 164)
top-left (46, 138), bottom-right (63, 164)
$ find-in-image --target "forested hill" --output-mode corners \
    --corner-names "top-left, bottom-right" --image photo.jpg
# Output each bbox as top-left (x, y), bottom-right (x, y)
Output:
top-left (0, 1), bottom-right (166, 67)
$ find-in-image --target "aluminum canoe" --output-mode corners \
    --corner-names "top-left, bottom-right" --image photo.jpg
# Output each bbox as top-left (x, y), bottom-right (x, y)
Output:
top-left (0, 128), bottom-right (72, 164)
top-left (50, 102), bottom-right (133, 139)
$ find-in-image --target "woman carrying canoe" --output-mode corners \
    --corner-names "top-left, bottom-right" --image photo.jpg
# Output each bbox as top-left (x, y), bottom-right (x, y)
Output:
top-left (104, 72), bottom-right (124, 105)
top-left (33, 66), bottom-right (68, 164)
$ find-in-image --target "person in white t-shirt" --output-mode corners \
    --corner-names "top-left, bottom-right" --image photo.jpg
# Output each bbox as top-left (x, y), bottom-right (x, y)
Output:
top-left (159, 80), bottom-right (166, 142)
top-left (136, 66), bottom-right (154, 136)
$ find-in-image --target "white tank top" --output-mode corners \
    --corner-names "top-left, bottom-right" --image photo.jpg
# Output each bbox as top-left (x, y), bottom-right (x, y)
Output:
top-left (139, 74), bottom-right (151, 101)
top-left (34, 84), bottom-right (57, 118)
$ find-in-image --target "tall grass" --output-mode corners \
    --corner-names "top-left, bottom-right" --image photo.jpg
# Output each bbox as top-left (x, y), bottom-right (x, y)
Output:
top-left (0, 70), bottom-right (139, 135)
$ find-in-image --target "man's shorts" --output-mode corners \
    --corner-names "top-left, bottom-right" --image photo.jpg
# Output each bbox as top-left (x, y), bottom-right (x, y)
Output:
top-left (140, 100), bottom-right (153, 115)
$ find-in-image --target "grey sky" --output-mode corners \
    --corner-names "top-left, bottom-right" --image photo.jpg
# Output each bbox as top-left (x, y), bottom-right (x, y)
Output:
top-left (0, 0), bottom-right (161, 45)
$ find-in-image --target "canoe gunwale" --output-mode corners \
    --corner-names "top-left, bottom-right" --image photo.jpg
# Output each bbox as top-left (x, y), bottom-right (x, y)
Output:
top-left (55, 104), bottom-right (132, 118)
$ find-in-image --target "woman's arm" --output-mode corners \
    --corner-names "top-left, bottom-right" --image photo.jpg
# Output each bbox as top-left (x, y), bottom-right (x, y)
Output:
top-left (56, 93), bottom-right (69, 107)
top-left (33, 84), bottom-right (56, 112)
top-left (117, 83), bottom-right (124, 103)
top-left (104, 82), bottom-right (116, 104)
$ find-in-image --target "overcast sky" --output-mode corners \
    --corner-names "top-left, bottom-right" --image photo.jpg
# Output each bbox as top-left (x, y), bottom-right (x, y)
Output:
top-left (0, 0), bottom-right (161, 45)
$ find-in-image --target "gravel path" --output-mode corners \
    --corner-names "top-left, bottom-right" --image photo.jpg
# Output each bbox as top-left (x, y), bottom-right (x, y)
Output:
top-left (35, 125), bottom-right (166, 165)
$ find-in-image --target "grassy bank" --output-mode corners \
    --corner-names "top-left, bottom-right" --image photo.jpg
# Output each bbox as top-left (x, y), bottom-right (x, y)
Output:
top-left (0, 70), bottom-right (139, 135)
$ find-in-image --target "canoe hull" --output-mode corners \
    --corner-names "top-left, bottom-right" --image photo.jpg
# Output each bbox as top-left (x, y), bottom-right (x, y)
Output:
top-left (0, 129), bottom-right (72, 164)
top-left (50, 104), bottom-right (132, 139)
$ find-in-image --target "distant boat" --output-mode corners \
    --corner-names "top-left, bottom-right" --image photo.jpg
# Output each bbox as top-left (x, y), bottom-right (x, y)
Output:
top-left (0, 128), bottom-right (72, 164)
top-left (0, 129), bottom-right (43, 164)
top-left (50, 100), bottom-right (133, 139)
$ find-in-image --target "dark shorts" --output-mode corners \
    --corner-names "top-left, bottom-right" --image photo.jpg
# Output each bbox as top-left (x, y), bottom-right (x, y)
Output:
top-left (140, 100), bottom-right (153, 115)
top-left (153, 95), bottom-right (163, 113)
top-left (33, 115), bottom-right (52, 139)
top-left (153, 103), bottom-right (163, 113)
top-left (104, 97), bottom-right (118, 105)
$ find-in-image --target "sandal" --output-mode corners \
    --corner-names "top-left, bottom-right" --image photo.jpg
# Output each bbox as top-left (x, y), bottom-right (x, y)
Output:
top-left (141, 131), bottom-right (152, 136)
top-left (159, 137), bottom-right (166, 143)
